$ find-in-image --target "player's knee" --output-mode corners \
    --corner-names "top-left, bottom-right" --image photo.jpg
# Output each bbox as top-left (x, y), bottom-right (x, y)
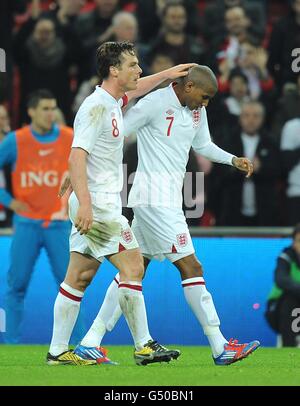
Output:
top-left (193, 260), bottom-right (203, 277)
top-left (77, 269), bottom-right (95, 290)
top-left (181, 256), bottom-right (203, 279)
top-left (67, 269), bottom-right (95, 291)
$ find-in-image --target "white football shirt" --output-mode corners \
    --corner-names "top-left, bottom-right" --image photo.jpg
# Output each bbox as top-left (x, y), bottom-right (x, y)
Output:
top-left (72, 86), bottom-right (127, 194)
top-left (125, 83), bottom-right (235, 207)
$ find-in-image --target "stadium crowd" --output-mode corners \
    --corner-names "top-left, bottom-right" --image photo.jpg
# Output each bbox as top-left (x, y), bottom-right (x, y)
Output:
top-left (0, 0), bottom-right (300, 227)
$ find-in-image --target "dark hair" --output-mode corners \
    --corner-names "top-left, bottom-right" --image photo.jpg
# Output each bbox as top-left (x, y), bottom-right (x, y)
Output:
top-left (27, 89), bottom-right (55, 109)
top-left (228, 68), bottom-right (248, 84)
top-left (292, 223), bottom-right (300, 239)
top-left (96, 41), bottom-right (136, 81)
top-left (161, 0), bottom-right (185, 18)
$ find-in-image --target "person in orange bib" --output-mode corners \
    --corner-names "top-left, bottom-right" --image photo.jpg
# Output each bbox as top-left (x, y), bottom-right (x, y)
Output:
top-left (0, 89), bottom-right (85, 343)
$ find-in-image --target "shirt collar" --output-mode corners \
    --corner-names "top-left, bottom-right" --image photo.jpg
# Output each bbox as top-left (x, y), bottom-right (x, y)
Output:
top-left (30, 124), bottom-right (58, 138)
top-left (168, 82), bottom-right (184, 109)
top-left (95, 85), bottom-right (120, 104)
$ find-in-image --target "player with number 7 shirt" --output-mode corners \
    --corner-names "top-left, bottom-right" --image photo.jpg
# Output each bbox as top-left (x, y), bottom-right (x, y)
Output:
top-left (78, 65), bottom-right (261, 366)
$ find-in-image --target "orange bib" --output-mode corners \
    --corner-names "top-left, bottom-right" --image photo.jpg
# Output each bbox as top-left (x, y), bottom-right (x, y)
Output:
top-left (12, 126), bottom-right (73, 221)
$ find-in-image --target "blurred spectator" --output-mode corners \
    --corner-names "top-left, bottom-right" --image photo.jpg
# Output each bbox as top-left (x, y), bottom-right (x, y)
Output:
top-left (222, 69), bottom-right (250, 129)
top-left (146, 53), bottom-right (175, 87)
top-left (26, 0), bottom-right (90, 89)
top-left (216, 40), bottom-right (275, 128)
top-left (272, 75), bottom-right (300, 141)
top-left (111, 11), bottom-right (138, 42)
top-left (0, 106), bottom-right (11, 137)
top-left (13, 17), bottom-right (80, 124)
top-left (148, 1), bottom-right (205, 66)
top-left (236, 42), bottom-right (273, 99)
top-left (75, 0), bottom-right (120, 74)
top-left (32, 0), bottom-right (86, 32)
top-left (107, 11), bottom-right (149, 72)
top-left (149, 53), bottom-right (174, 74)
top-left (218, 42), bottom-right (274, 98)
top-left (0, 89), bottom-right (85, 343)
top-left (213, 101), bottom-right (281, 226)
top-left (210, 6), bottom-right (254, 75)
top-left (268, 0), bottom-right (300, 89)
top-left (0, 0), bottom-right (27, 104)
top-left (266, 224), bottom-right (300, 347)
top-left (203, 0), bottom-right (266, 46)
top-left (203, 69), bottom-right (250, 143)
top-left (280, 116), bottom-right (300, 226)
top-left (136, 0), bottom-right (199, 44)
top-left (34, 0), bottom-right (88, 81)
top-left (0, 105), bottom-right (12, 228)
top-left (72, 76), bottom-right (99, 114)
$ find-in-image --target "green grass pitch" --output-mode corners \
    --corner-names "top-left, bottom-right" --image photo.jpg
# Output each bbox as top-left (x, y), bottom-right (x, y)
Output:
top-left (0, 345), bottom-right (300, 386)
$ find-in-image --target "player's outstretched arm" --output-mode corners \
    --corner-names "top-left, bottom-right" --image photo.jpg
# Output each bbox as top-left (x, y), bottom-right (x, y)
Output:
top-left (126, 63), bottom-right (196, 102)
top-left (232, 157), bottom-right (254, 178)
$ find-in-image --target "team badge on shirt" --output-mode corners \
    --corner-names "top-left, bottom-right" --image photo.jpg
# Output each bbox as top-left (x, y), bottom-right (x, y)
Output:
top-left (192, 109), bottom-right (201, 128)
top-left (122, 229), bottom-right (133, 244)
top-left (166, 109), bottom-right (174, 116)
top-left (177, 233), bottom-right (188, 247)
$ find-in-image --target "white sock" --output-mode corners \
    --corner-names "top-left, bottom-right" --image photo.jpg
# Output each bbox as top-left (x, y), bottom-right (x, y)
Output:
top-left (118, 281), bottom-right (152, 350)
top-left (81, 274), bottom-right (122, 347)
top-left (49, 282), bottom-right (84, 356)
top-left (182, 277), bottom-right (227, 357)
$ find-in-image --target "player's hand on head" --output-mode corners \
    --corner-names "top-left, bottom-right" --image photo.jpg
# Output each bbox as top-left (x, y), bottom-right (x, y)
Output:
top-left (75, 204), bottom-right (93, 235)
top-left (232, 157), bottom-right (253, 178)
top-left (166, 63), bottom-right (197, 80)
top-left (9, 199), bottom-right (30, 214)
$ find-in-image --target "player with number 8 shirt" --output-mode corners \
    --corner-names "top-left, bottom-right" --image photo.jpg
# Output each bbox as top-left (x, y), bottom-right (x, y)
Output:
top-left (47, 41), bottom-right (196, 366)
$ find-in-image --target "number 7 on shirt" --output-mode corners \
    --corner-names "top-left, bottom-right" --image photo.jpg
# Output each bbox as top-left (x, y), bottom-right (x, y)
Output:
top-left (166, 116), bottom-right (174, 137)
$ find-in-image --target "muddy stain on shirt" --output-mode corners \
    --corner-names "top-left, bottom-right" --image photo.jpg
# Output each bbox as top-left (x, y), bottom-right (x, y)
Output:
top-left (89, 105), bottom-right (106, 125)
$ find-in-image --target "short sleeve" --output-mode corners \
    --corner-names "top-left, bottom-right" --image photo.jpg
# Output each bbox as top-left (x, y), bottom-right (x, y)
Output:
top-left (72, 102), bottom-right (105, 153)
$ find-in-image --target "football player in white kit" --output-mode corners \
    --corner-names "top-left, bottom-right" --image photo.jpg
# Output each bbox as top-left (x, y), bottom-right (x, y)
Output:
top-left (79, 65), bottom-right (260, 366)
top-left (47, 41), bottom-right (194, 366)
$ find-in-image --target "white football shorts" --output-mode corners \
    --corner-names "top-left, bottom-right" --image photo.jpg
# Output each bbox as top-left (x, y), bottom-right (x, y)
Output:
top-left (131, 205), bottom-right (195, 263)
top-left (69, 191), bottom-right (139, 262)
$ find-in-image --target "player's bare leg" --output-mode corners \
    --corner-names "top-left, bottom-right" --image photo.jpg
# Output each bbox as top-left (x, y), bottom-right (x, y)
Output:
top-left (80, 255), bottom-right (180, 364)
top-left (174, 253), bottom-right (260, 365)
top-left (107, 248), bottom-right (173, 365)
top-left (47, 252), bottom-right (100, 365)
top-left (81, 257), bottom-right (151, 348)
